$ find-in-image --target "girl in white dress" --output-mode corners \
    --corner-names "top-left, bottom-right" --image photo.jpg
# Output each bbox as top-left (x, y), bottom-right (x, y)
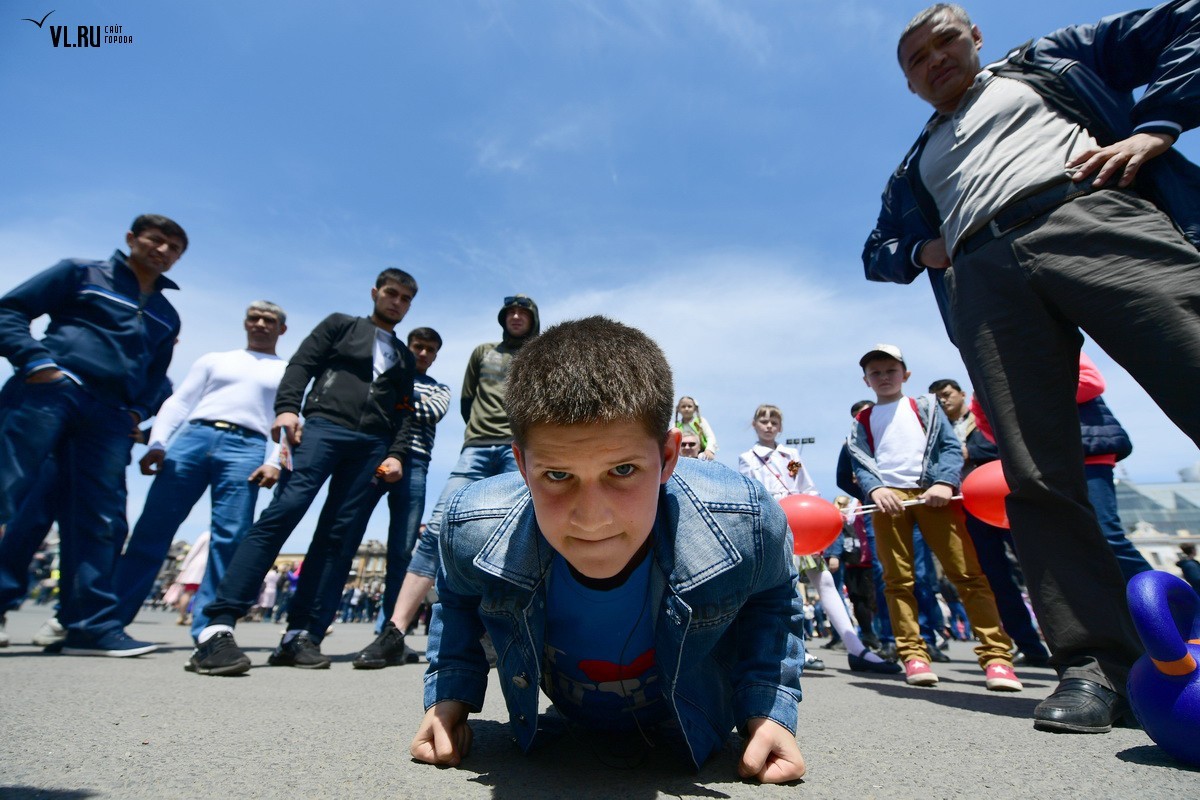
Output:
top-left (738, 405), bottom-right (899, 674)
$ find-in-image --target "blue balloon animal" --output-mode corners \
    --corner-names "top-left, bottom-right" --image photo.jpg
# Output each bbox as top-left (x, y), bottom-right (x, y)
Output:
top-left (1126, 570), bottom-right (1200, 766)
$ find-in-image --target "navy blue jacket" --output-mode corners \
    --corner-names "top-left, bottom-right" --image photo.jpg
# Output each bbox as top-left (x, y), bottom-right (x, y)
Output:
top-left (0, 250), bottom-right (180, 418)
top-left (863, 0), bottom-right (1200, 339)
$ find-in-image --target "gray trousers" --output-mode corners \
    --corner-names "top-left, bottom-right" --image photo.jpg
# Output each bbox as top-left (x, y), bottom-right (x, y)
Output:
top-left (946, 188), bottom-right (1200, 691)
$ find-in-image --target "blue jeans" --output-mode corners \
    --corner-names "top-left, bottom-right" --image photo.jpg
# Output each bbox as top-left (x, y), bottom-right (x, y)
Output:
top-left (0, 459), bottom-right (59, 612)
top-left (407, 444), bottom-right (518, 579)
top-left (203, 417), bottom-right (387, 640)
top-left (1085, 463), bottom-right (1152, 583)
top-left (964, 511), bottom-right (1048, 658)
top-left (375, 456), bottom-right (428, 627)
top-left (111, 422), bottom-right (268, 639)
top-left (0, 377), bottom-right (132, 641)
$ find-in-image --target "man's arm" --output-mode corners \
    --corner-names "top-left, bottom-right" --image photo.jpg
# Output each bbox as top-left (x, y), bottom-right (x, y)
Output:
top-left (0, 261), bottom-right (79, 375)
top-left (458, 345), bottom-right (487, 424)
top-left (139, 354), bottom-right (215, 475)
top-left (1049, 1), bottom-right (1200, 186)
top-left (273, 314), bottom-right (345, 416)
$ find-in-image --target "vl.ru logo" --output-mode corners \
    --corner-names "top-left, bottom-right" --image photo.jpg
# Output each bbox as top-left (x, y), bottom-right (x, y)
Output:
top-left (21, 10), bottom-right (133, 47)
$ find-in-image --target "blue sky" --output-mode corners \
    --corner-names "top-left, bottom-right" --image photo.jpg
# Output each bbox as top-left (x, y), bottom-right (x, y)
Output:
top-left (3, 0), bottom-right (1198, 553)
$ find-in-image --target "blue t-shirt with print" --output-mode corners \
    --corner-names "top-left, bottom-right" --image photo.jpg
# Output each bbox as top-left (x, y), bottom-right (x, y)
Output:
top-left (541, 550), bottom-right (669, 732)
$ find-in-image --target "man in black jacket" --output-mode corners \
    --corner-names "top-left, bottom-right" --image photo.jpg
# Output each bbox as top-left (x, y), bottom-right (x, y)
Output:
top-left (188, 268), bottom-right (418, 675)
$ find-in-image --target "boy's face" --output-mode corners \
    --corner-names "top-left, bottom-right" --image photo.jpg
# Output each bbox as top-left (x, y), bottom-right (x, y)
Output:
top-left (408, 337), bottom-right (440, 373)
top-left (513, 420), bottom-right (681, 580)
top-left (862, 357), bottom-right (911, 404)
top-left (371, 280), bottom-right (415, 326)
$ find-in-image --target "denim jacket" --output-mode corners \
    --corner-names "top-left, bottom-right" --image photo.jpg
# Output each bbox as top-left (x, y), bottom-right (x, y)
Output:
top-left (422, 458), bottom-right (803, 770)
top-left (862, 0), bottom-right (1200, 341)
top-left (847, 394), bottom-right (964, 497)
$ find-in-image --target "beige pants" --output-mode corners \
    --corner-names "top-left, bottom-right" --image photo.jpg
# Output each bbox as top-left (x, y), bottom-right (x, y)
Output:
top-left (872, 488), bottom-right (1012, 668)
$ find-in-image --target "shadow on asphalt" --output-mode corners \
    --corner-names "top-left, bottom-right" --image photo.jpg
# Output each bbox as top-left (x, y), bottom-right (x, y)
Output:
top-left (0, 788), bottom-right (100, 799)
top-left (846, 679), bottom-right (1042, 719)
top-left (1116, 745), bottom-right (1200, 772)
top-left (424, 719), bottom-right (803, 799)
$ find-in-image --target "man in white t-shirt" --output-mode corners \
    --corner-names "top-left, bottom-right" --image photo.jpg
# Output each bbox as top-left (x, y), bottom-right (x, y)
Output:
top-left (112, 301), bottom-right (288, 643)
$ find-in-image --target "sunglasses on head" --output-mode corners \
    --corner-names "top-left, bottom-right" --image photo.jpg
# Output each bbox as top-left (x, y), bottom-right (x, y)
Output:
top-left (504, 296), bottom-right (534, 309)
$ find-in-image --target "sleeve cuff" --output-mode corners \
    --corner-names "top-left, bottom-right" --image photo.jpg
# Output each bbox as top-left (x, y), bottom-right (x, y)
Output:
top-left (24, 359), bottom-right (59, 375)
top-left (1132, 120), bottom-right (1181, 140)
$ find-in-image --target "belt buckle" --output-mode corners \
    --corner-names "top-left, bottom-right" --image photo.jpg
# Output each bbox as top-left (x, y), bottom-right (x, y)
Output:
top-left (213, 420), bottom-right (234, 431)
top-left (988, 217), bottom-right (1005, 240)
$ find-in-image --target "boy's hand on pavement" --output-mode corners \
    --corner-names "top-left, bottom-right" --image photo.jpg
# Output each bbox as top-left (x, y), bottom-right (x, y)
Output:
top-left (738, 718), bottom-right (806, 784)
top-left (411, 702), bottom-right (473, 766)
top-left (870, 487), bottom-right (904, 516)
top-left (921, 483), bottom-right (955, 508)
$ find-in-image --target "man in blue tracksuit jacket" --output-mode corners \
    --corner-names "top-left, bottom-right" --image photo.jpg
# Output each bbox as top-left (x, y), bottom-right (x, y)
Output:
top-left (862, 2), bottom-right (1200, 734)
top-left (0, 214), bottom-right (187, 656)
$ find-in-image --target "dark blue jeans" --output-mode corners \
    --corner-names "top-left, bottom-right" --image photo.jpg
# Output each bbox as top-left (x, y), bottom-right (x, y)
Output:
top-left (0, 459), bottom-right (59, 612)
top-left (203, 417), bottom-right (386, 639)
top-left (0, 377), bottom-right (132, 641)
top-left (112, 422), bottom-right (268, 638)
top-left (1085, 463), bottom-right (1152, 583)
top-left (964, 511), bottom-right (1049, 659)
top-left (378, 455), bottom-right (428, 627)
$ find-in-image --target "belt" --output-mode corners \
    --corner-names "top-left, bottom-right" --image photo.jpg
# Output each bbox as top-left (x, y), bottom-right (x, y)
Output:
top-left (195, 419), bottom-right (265, 439)
top-left (955, 180), bottom-right (1115, 258)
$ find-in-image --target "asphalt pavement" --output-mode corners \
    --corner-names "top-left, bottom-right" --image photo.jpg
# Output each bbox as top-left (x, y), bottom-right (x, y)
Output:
top-left (1, 605), bottom-right (1195, 799)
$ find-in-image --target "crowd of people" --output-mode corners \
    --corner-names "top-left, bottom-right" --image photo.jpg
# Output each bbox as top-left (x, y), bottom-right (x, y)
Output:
top-left (2, 0), bottom-right (1200, 784)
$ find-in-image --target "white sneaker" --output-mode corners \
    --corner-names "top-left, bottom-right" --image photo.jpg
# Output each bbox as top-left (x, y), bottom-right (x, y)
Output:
top-left (32, 617), bottom-right (66, 647)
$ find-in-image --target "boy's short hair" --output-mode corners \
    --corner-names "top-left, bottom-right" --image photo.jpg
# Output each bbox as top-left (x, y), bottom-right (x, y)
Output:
top-left (752, 403), bottom-right (784, 425)
top-left (407, 326), bottom-right (443, 349)
top-left (247, 300), bottom-right (286, 325)
top-left (376, 267), bottom-right (418, 293)
top-left (928, 378), bottom-right (963, 393)
top-left (505, 315), bottom-right (673, 445)
top-left (1183, 543), bottom-right (1197, 557)
top-left (131, 214), bottom-right (188, 252)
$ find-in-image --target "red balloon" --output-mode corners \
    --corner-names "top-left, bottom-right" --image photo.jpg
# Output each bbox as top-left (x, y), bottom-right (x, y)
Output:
top-left (779, 494), bottom-right (844, 556)
top-left (962, 460), bottom-right (1011, 528)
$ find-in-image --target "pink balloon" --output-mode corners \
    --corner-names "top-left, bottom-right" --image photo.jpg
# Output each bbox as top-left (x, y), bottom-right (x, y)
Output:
top-left (779, 494), bottom-right (844, 556)
top-left (962, 460), bottom-right (1011, 528)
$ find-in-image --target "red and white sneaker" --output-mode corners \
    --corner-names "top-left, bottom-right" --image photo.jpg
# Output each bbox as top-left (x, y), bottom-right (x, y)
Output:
top-left (985, 662), bottom-right (1024, 692)
top-left (905, 658), bottom-right (939, 686)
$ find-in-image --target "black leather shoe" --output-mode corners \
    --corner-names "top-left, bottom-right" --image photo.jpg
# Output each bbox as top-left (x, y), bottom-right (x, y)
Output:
top-left (848, 651), bottom-right (903, 674)
top-left (1033, 678), bottom-right (1133, 733)
top-left (928, 648), bottom-right (951, 663)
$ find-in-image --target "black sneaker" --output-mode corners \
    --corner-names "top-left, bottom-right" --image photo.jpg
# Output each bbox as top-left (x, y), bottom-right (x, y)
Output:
top-left (353, 621), bottom-right (418, 669)
top-left (185, 631), bottom-right (251, 676)
top-left (267, 631), bottom-right (330, 669)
